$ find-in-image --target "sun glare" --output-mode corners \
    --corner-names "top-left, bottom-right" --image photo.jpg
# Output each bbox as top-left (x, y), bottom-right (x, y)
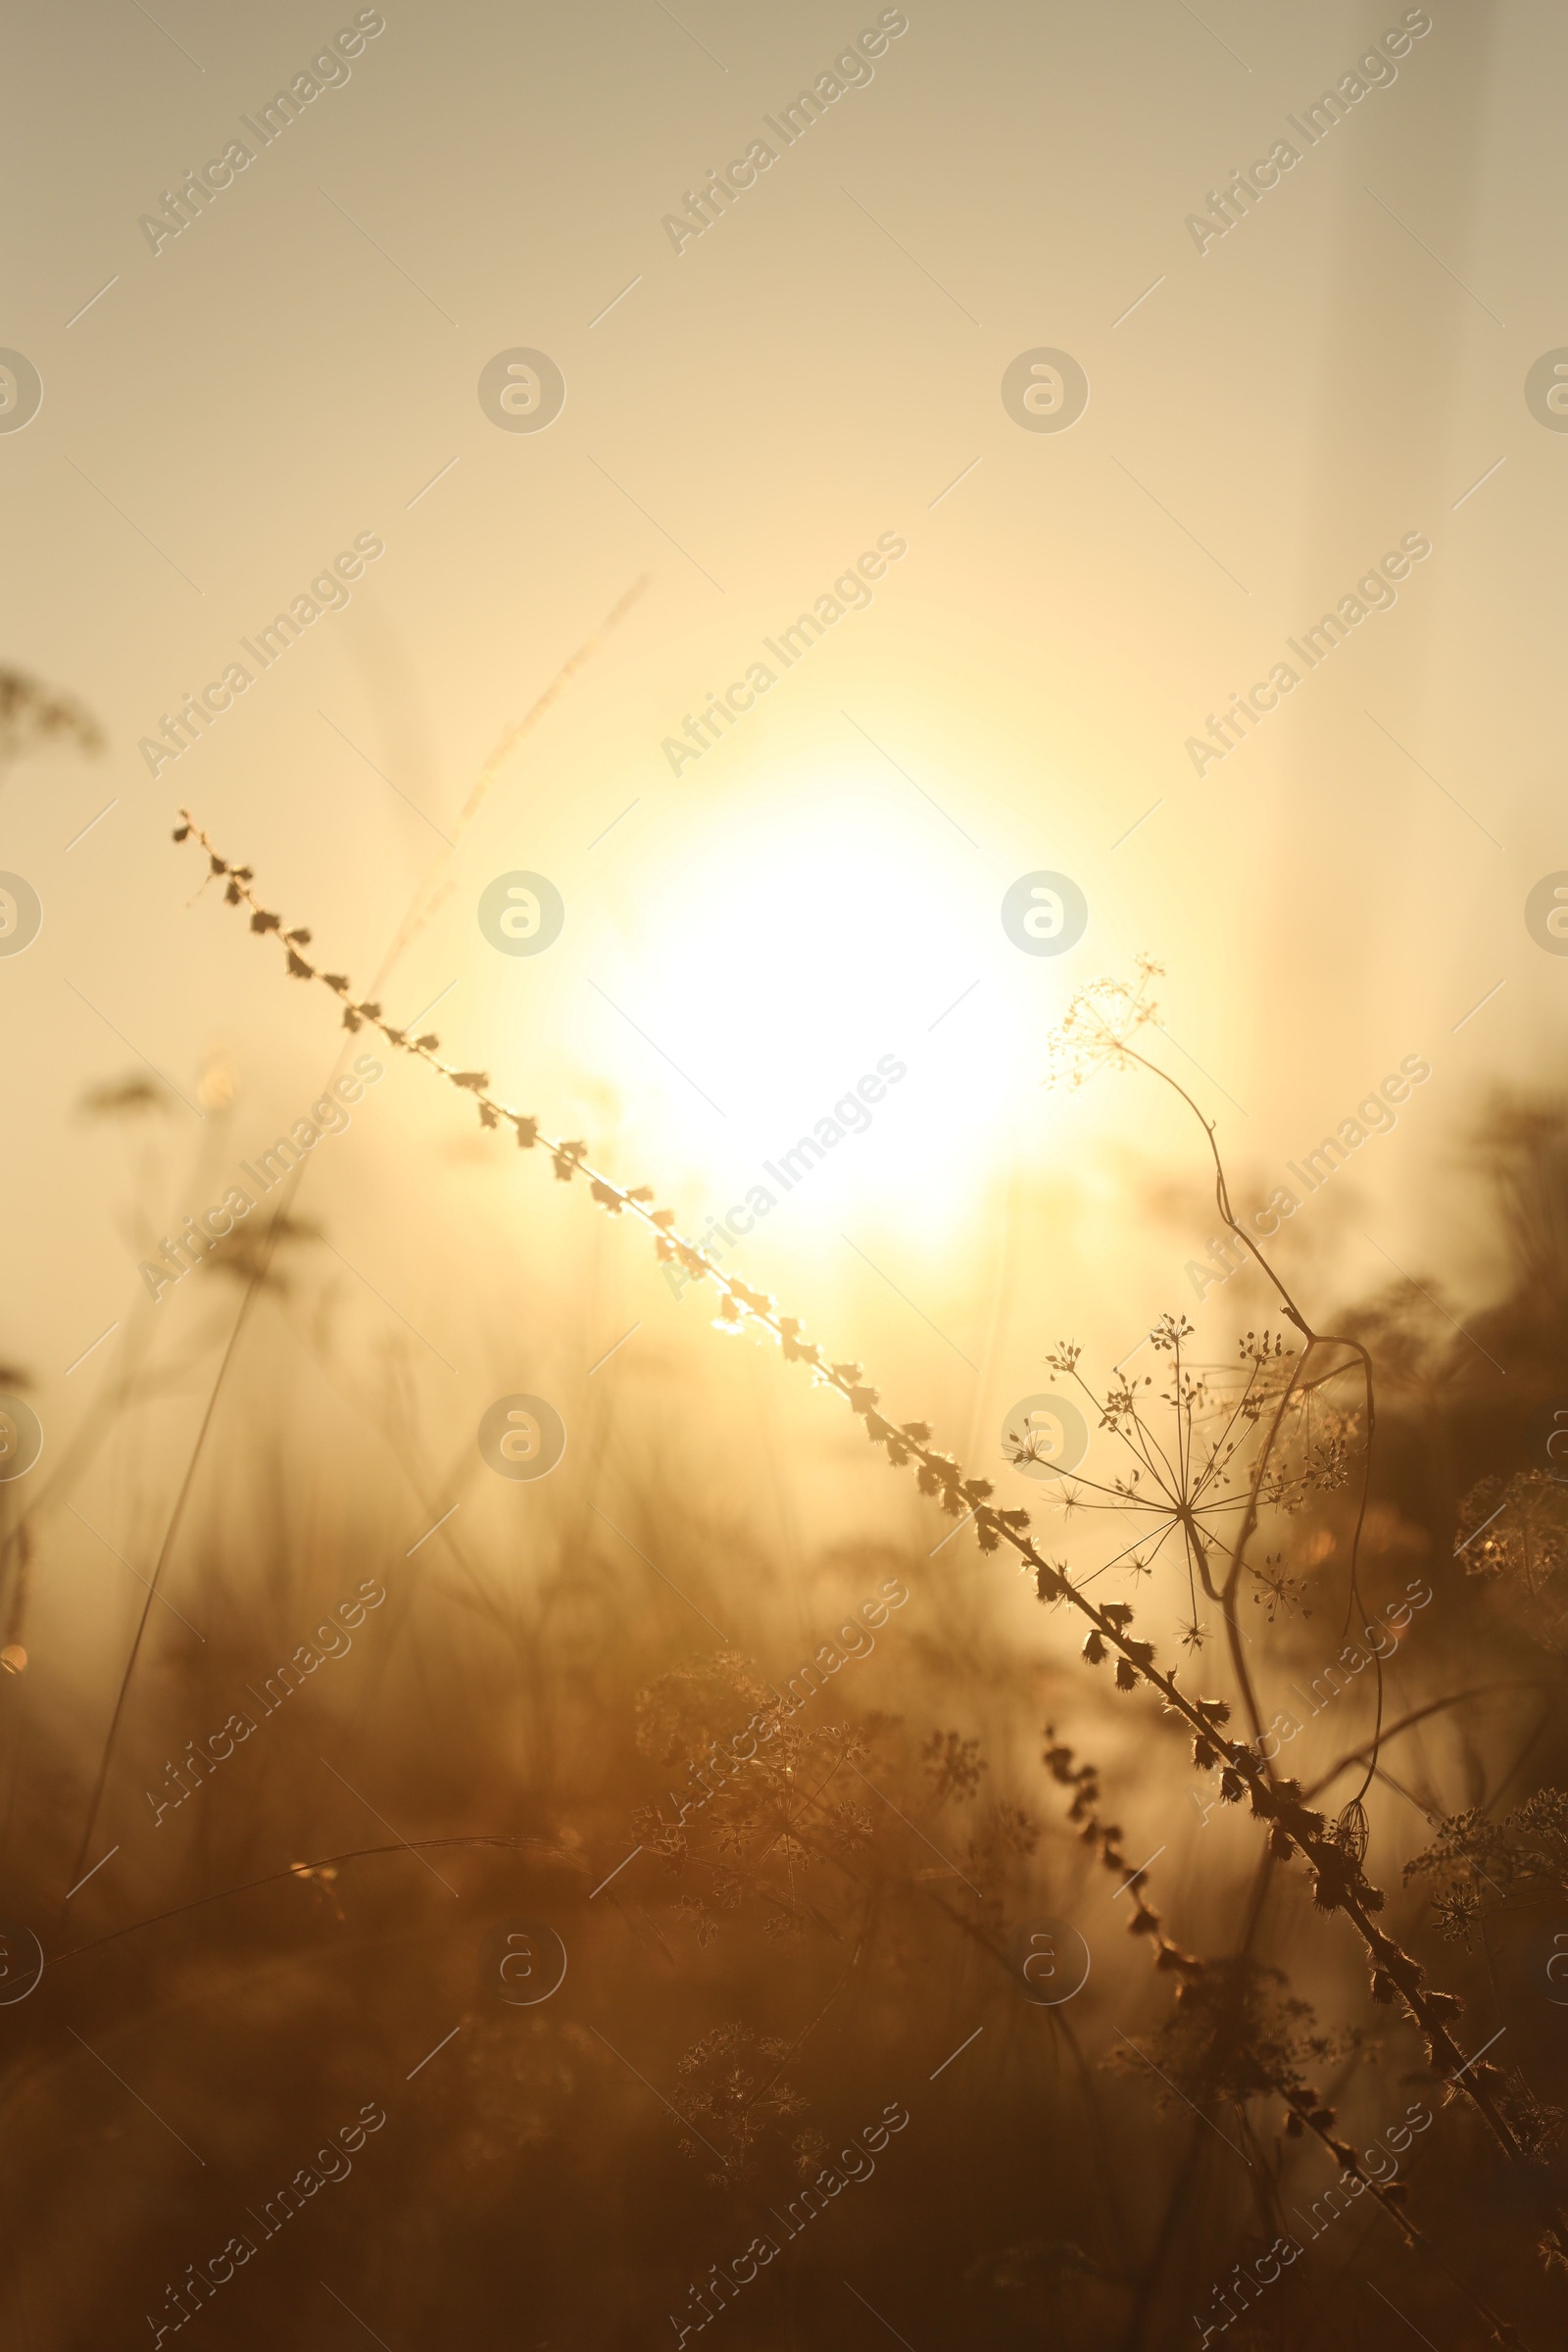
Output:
top-left (588, 765), bottom-right (1071, 1248)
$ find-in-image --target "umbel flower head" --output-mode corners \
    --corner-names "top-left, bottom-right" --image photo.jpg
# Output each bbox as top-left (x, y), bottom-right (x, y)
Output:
top-left (1013, 1314), bottom-right (1358, 1643)
top-left (1124, 1952), bottom-right (1355, 2118)
top-left (1456, 1469), bottom-right (1568, 1595)
top-left (1043, 954), bottom-right (1163, 1092)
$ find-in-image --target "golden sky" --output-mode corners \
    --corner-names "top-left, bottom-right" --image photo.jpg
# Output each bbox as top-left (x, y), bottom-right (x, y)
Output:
top-left (1, 0), bottom-right (1560, 1497)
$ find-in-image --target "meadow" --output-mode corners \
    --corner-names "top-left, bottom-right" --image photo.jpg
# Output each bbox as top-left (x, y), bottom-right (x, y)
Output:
top-left (4, 789), bottom-right (1566, 2350)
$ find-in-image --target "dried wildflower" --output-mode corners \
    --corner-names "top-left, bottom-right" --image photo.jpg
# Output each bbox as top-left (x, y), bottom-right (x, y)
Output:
top-left (1333, 1799), bottom-right (1369, 1865)
top-left (1042, 955), bottom-right (1163, 1091)
top-left (1455, 1472), bottom-right (1568, 1647)
top-left (966, 1802), bottom-right (1040, 1883)
top-left (1408, 1788), bottom-right (1568, 1913)
top-left (171, 853), bottom-right (1533, 2180)
top-left (1247, 1552), bottom-right (1310, 1622)
top-left (674, 1893), bottom-right (718, 1947)
top-left (1040, 1731), bottom-right (1523, 2341)
top-left (1497, 2068), bottom-right (1564, 2165)
top-left (922, 1729), bottom-right (986, 1803)
top-left (823, 1799), bottom-right (873, 1848)
top-left (1021, 1315), bottom-right (1352, 1638)
top-left (1126, 1954), bottom-right (1357, 2118)
top-left (0, 667), bottom-right (102, 775)
top-left (1429, 1886), bottom-right (1482, 1947)
top-left (669, 2022), bottom-right (817, 2184)
top-left (629, 1652), bottom-right (897, 1945)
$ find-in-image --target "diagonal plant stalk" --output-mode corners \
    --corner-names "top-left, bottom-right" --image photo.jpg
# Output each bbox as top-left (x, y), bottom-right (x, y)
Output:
top-left (171, 816), bottom-right (1559, 2229)
top-left (1041, 1728), bottom-right (1526, 2347)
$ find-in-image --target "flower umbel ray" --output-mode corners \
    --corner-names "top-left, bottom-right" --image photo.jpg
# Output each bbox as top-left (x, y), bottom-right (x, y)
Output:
top-left (1015, 1315), bottom-right (1358, 1630)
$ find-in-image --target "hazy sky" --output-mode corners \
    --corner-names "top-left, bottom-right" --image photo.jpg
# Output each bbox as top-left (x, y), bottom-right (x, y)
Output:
top-left (1, 0), bottom-right (1561, 1473)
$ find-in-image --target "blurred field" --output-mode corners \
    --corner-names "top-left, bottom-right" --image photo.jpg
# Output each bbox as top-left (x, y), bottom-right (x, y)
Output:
top-left (5, 964), bottom-right (1568, 2348)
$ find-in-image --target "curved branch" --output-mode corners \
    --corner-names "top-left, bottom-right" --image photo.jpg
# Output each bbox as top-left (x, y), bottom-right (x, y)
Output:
top-left (1304, 1684), bottom-right (1567, 1802)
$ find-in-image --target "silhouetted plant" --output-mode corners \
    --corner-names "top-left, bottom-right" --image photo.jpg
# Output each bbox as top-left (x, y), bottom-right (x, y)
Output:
top-left (172, 817), bottom-right (1568, 2288)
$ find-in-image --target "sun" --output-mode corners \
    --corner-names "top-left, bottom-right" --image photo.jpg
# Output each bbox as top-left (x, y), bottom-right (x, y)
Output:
top-left (585, 757), bottom-right (1077, 1248)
